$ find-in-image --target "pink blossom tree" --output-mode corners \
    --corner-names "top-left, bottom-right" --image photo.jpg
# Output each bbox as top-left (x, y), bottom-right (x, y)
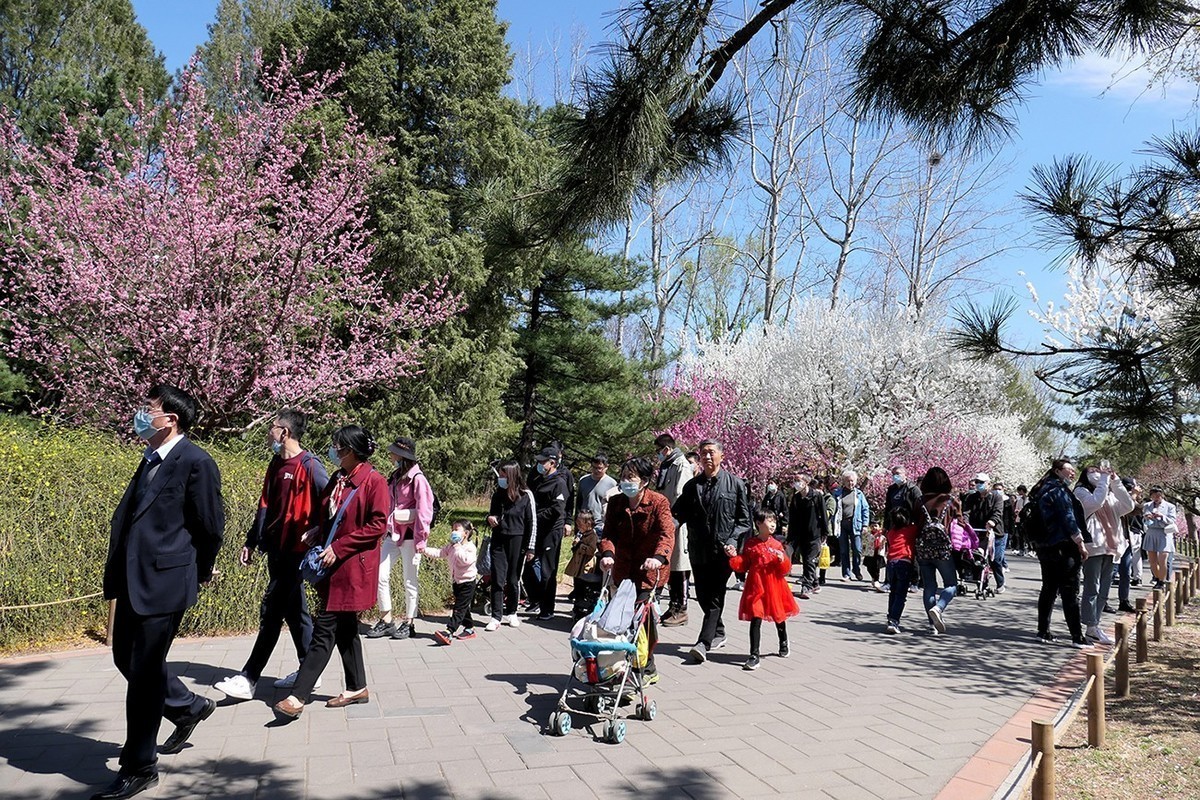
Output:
top-left (0, 54), bottom-right (460, 433)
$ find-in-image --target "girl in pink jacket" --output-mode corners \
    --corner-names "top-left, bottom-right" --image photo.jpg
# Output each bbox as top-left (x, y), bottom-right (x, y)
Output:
top-left (427, 521), bottom-right (480, 645)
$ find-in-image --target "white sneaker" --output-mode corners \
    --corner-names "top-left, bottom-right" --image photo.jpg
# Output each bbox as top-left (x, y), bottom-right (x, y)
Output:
top-left (505, 614), bottom-right (520, 628)
top-left (996, 585), bottom-right (1007, 595)
top-left (273, 671), bottom-right (321, 690)
top-left (927, 606), bottom-right (947, 634)
top-left (1086, 626), bottom-right (1114, 645)
top-left (485, 619), bottom-right (501, 632)
top-left (215, 673), bottom-right (256, 701)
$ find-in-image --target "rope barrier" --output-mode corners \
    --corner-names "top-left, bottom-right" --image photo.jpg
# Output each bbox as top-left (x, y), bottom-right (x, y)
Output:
top-left (0, 592), bottom-right (104, 612)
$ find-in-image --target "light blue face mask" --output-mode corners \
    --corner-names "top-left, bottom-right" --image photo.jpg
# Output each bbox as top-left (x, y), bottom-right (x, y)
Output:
top-left (892, 474), bottom-right (903, 485)
top-left (619, 480), bottom-right (639, 497)
top-left (450, 531), bottom-right (463, 544)
top-left (271, 439), bottom-right (283, 455)
top-left (497, 477), bottom-right (508, 489)
top-left (328, 446), bottom-right (341, 465)
top-left (536, 462), bottom-right (547, 475)
top-left (133, 408), bottom-right (159, 440)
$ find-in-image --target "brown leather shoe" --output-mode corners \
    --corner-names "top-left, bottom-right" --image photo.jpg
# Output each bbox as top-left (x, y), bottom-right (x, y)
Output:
top-left (273, 697), bottom-right (305, 719)
top-left (326, 689), bottom-right (370, 708)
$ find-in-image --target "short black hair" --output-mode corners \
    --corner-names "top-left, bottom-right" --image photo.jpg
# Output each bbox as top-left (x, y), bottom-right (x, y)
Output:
top-left (148, 384), bottom-right (197, 431)
top-left (276, 409), bottom-right (307, 441)
top-left (620, 456), bottom-right (656, 484)
top-left (753, 508), bottom-right (776, 524)
top-left (685, 451), bottom-right (699, 461)
top-left (1017, 484), bottom-right (1028, 493)
top-left (888, 506), bottom-right (911, 529)
top-left (332, 425), bottom-right (376, 461)
top-left (654, 433), bottom-right (676, 449)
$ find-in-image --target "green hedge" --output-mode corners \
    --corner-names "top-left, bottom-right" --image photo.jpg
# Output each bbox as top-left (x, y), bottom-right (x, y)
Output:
top-left (0, 416), bottom-right (481, 653)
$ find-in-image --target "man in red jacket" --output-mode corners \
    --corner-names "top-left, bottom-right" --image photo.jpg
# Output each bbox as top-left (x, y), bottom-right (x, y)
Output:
top-left (215, 409), bottom-right (328, 701)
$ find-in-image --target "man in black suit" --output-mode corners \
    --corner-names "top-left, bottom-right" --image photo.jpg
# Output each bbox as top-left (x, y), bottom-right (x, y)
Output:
top-left (93, 384), bottom-right (224, 800)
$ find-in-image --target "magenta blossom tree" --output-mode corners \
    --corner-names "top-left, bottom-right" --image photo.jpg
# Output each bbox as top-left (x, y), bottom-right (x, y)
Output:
top-left (0, 53), bottom-right (459, 433)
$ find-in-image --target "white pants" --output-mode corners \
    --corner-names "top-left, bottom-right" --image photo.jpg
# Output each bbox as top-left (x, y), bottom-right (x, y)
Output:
top-left (378, 537), bottom-right (421, 619)
top-left (1129, 532), bottom-right (1144, 583)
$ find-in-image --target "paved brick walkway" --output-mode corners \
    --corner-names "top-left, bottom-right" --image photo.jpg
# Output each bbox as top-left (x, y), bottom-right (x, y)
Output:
top-left (1, 556), bottom-right (1121, 799)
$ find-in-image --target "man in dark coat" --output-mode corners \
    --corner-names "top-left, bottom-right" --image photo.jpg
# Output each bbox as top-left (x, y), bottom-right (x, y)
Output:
top-left (527, 446), bottom-right (570, 620)
top-left (671, 439), bottom-right (751, 663)
top-left (95, 385), bottom-right (224, 800)
top-left (788, 473), bottom-right (828, 599)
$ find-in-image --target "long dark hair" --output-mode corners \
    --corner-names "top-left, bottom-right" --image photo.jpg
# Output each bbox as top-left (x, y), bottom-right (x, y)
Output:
top-left (1075, 464), bottom-right (1102, 493)
top-left (497, 459), bottom-right (526, 503)
top-left (332, 425), bottom-right (376, 462)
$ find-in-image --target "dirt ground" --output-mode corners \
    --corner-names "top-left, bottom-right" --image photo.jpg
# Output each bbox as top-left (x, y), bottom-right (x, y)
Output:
top-left (1054, 611), bottom-right (1200, 799)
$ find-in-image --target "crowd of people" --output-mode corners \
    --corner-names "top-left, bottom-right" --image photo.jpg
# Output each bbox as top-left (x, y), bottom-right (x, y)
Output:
top-left (92, 383), bottom-right (1191, 800)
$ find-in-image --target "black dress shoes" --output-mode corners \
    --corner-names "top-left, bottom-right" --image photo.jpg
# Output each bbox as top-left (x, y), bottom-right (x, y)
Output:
top-left (90, 772), bottom-right (159, 800)
top-left (160, 696), bottom-right (216, 754)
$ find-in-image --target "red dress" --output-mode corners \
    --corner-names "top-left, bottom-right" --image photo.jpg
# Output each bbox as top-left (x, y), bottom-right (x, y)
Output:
top-left (730, 536), bottom-right (800, 623)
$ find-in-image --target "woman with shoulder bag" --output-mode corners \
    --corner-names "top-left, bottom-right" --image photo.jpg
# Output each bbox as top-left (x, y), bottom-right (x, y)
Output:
top-left (274, 425), bottom-right (389, 719)
top-left (484, 460), bottom-right (536, 632)
top-left (914, 467), bottom-right (956, 635)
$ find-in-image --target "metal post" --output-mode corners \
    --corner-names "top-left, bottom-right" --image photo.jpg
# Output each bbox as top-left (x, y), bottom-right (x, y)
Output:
top-left (1031, 719), bottom-right (1055, 800)
top-left (1114, 620), bottom-right (1129, 698)
top-left (1086, 652), bottom-right (1106, 748)
top-left (1153, 589), bottom-right (1163, 642)
top-left (1135, 599), bottom-right (1148, 664)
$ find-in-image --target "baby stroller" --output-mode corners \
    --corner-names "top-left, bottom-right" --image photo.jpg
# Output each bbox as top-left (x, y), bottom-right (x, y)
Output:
top-left (955, 546), bottom-right (994, 600)
top-left (549, 577), bottom-right (658, 745)
top-left (571, 570), bottom-right (604, 621)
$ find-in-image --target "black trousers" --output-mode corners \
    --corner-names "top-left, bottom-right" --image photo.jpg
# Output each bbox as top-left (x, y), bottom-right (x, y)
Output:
top-left (1037, 541), bottom-right (1084, 640)
top-left (668, 569), bottom-right (690, 609)
top-left (749, 618), bottom-right (788, 656)
top-left (448, 581), bottom-right (476, 631)
top-left (242, 550), bottom-right (312, 681)
top-left (490, 533), bottom-right (524, 619)
top-left (792, 532), bottom-right (821, 591)
top-left (290, 610), bottom-right (365, 703)
top-left (111, 595), bottom-right (207, 775)
top-left (535, 531), bottom-right (563, 613)
top-left (691, 557), bottom-right (732, 646)
top-left (863, 554), bottom-right (885, 583)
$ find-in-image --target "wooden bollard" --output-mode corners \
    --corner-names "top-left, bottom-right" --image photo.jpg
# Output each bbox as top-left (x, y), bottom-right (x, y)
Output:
top-left (1182, 565), bottom-right (1191, 604)
top-left (1087, 652), bottom-right (1106, 748)
top-left (1176, 575), bottom-right (1185, 616)
top-left (1136, 599), bottom-right (1148, 663)
top-left (1153, 589), bottom-right (1163, 641)
top-left (1114, 620), bottom-right (1129, 698)
top-left (1166, 582), bottom-right (1176, 627)
top-left (1031, 719), bottom-right (1055, 800)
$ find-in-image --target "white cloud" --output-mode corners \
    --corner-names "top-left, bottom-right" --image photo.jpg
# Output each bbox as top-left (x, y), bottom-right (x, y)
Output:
top-left (1047, 51), bottom-right (1196, 109)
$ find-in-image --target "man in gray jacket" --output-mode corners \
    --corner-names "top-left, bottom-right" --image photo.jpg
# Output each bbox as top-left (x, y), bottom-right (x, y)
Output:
top-left (654, 434), bottom-right (693, 626)
top-left (672, 439), bottom-right (752, 663)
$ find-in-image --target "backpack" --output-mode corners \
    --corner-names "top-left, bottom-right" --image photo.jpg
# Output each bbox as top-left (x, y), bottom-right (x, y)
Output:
top-left (1019, 486), bottom-right (1047, 547)
top-left (915, 505), bottom-right (952, 562)
top-left (430, 490), bottom-right (442, 528)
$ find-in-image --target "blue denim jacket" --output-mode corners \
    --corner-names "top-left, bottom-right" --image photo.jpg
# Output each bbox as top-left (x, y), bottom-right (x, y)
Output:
top-left (1037, 477), bottom-right (1086, 547)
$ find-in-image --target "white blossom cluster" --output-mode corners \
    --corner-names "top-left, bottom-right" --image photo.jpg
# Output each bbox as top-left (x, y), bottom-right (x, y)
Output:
top-left (679, 299), bottom-right (1046, 484)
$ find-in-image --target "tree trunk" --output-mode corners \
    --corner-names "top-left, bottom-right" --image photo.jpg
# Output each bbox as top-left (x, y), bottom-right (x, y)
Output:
top-left (518, 284), bottom-right (543, 463)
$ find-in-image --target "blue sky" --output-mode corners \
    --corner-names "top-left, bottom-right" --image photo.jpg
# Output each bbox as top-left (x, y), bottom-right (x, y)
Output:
top-left (131, 1), bottom-right (1194, 347)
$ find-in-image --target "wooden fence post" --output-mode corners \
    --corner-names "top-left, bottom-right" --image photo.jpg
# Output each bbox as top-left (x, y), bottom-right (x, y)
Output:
top-left (1032, 719), bottom-right (1055, 800)
top-left (1153, 589), bottom-right (1163, 641)
top-left (1175, 574), bottom-right (1185, 616)
top-left (1086, 652), bottom-right (1106, 748)
top-left (1136, 599), bottom-right (1148, 664)
top-left (1114, 620), bottom-right (1129, 698)
top-left (1166, 581), bottom-right (1176, 627)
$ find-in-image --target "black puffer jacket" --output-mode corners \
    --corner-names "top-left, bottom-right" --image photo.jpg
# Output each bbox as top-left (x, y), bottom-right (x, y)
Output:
top-left (672, 469), bottom-right (752, 566)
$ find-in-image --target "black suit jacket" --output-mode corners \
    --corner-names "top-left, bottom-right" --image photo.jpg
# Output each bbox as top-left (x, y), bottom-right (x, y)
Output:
top-left (104, 437), bottom-right (225, 616)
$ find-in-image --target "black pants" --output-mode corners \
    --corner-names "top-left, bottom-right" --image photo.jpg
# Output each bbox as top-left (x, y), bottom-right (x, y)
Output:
top-left (291, 609), bottom-right (365, 703)
top-left (668, 569), bottom-right (690, 609)
top-left (535, 531), bottom-right (563, 614)
top-left (111, 595), bottom-right (206, 775)
top-left (242, 550), bottom-right (312, 681)
top-left (490, 534), bottom-right (524, 619)
top-left (793, 533), bottom-right (820, 591)
top-left (1037, 542), bottom-right (1084, 640)
top-left (448, 581), bottom-right (476, 631)
top-left (692, 557), bottom-right (733, 646)
top-left (749, 618), bottom-right (788, 656)
top-left (863, 554), bottom-right (885, 583)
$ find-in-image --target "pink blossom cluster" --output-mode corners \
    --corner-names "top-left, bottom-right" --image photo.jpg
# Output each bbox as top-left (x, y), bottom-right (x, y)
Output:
top-left (0, 53), bottom-right (460, 432)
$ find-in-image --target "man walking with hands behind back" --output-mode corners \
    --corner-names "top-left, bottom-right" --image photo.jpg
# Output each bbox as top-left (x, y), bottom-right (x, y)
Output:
top-left (95, 385), bottom-right (224, 800)
top-left (672, 439), bottom-right (751, 664)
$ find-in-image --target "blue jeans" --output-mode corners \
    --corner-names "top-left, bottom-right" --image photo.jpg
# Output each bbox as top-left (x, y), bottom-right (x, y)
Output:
top-left (1081, 553), bottom-right (1114, 627)
top-left (887, 560), bottom-right (913, 623)
top-left (991, 534), bottom-right (1008, 588)
top-left (918, 558), bottom-right (958, 613)
top-left (840, 532), bottom-right (862, 579)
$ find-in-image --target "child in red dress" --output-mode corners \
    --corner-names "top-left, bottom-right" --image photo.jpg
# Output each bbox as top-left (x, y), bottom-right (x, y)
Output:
top-left (729, 509), bottom-right (800, 670)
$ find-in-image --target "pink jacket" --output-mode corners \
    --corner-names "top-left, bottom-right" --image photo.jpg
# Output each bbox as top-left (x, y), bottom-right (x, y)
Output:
top-left (423, 540), bottom-right (478, 584)
top-left (951, 519), bottom-right (979, 552)
top-left (387, 464), bottom-right (434, 547)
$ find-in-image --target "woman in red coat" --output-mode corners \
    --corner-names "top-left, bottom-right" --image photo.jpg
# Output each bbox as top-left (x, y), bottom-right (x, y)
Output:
top-left (275, 425), bottom-right (388, 719)
top-left (599, 456), bottom-right (674, 682)
top-left (729, 508), bottom-right (799, 671)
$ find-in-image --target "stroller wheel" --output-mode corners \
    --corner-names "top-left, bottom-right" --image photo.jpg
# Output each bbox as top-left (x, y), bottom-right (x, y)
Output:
top-left (550, 711), bottom-right (571, 737)
top-left (605, 720), bottom-right (626, 744)
top-left (637, 700), bottom-right (657, 722)
top-left (483, 598), bottom-right (492, 618)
